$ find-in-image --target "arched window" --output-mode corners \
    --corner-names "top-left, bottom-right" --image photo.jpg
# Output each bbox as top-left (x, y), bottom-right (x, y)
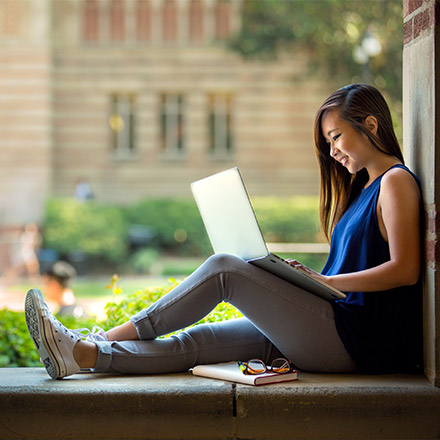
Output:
top-left (0, 0), bottom-right (24, 38)
top-left (110, 0), bottom-right (125, 41)
top-left (163, 0), bottom-right (178, 42)
top-left (136, 0), bottom-right (151, 41)
top-left (215, 0), bottom-right (231, 40)
top-left (189, 0), bottom-right (204, 42)
top-left (83, 0), bottom-right (99, 42)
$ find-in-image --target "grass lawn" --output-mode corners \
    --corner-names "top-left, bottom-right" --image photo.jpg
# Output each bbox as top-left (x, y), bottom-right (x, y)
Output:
top-left (72, 276), bottom-right (174, 299)
top-left (9, 275), bottom-right (179, 301)
top-left (8, 256), bottom-right (204, 300)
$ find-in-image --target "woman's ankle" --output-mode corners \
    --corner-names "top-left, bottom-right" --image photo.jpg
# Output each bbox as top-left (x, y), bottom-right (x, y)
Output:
top-left (73, 340), bottom-right (98, 369)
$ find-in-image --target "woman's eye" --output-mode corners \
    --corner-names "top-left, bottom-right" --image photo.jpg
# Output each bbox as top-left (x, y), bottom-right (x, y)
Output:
top-left (332, 133), bottom-right (341, 142)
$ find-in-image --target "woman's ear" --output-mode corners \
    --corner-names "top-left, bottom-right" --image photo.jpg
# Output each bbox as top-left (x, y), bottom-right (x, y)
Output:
top-left (364, 115), bottom-right (378, 135)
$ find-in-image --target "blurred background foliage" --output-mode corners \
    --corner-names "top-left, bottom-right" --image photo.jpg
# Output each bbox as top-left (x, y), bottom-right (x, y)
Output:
top-left (229, 0), bottom-right (402, 98)
top-left (228, 0), bottom-right (403, 132)
top-left (44, 199), bottom-right (128, 263)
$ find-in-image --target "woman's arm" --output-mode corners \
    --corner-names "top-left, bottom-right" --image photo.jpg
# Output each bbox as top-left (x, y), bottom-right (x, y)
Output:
top-left (317, 168), bottom-right (422, 292)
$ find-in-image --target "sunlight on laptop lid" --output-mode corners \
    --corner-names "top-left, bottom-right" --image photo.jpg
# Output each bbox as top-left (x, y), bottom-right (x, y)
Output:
top-left (191, 167), bottom-right (268, 260)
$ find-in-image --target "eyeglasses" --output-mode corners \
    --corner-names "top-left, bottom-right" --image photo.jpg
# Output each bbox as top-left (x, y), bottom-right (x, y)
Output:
top-left (238, 358), bottom-right (293, 375)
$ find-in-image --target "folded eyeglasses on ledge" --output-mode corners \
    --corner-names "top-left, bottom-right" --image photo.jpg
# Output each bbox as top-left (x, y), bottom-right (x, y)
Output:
top-left (238, 358), bottom-right (294, 375)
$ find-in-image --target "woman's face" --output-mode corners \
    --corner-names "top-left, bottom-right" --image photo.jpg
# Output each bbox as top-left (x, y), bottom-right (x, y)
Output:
top-left (321, 109), bottom-right (374, 175)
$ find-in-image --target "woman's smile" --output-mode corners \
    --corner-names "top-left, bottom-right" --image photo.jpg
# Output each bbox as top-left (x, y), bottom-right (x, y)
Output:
top-left (321, 109), bottom-right (374, 174)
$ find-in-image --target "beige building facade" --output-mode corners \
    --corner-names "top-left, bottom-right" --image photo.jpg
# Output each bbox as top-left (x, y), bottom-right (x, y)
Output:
top-left (0, 0), bottom-right (326, 229)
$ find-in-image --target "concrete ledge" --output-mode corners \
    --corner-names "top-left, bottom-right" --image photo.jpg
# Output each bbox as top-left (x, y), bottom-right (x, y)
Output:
top-left (1, 368), bottom-right (440, 440)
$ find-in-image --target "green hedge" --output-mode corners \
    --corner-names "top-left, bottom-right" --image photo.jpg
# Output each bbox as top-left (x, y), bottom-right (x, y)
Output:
top-left (254, 196), bottom-right (321, 242)
top-left (124, 198), bottom-right (212, 256)
top-left (44, 199), bottom-right (128, 263)
top-left (0, 309), bottom-right (40, 367)
top-left (42, 196), bottom-right (323, 267)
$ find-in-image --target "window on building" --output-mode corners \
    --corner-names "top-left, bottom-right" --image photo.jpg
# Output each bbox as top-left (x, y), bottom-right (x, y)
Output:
top-left (109, 94), bottom-right (135, 156)
top-left (208, 93), bottom-right (233, 157)
top-left (110, 0), bottom-right (125, 41)
top-left (215, 0), bottom-right (231, 39)
top-left (189, 0), bottom-right (204, 42)
top-left (162, 0), bottom-right (178, 42)
top-left (0, 0), bottom-right (24, 38)
top-left (83, 0), bottom-right (99, 42)
top-left (160, 94), bottom-right (185, 157)
top-left (136, 0), bottom-right (152, 41)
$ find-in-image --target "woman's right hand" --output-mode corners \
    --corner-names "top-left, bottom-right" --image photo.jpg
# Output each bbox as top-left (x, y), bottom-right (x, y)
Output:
top-left (286, 259), bottom-right (321, 277)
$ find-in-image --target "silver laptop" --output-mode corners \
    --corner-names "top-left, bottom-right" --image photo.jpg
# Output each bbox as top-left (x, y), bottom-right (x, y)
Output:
top-left (190, 167), bottom-right (346, 301)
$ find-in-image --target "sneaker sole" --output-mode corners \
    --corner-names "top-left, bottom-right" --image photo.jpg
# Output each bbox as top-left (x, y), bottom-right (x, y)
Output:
top-left (25, 289), bottom-right (65, 379)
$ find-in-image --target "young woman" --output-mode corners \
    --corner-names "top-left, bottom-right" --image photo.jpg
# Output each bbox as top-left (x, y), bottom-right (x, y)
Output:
top-left (25, 84), bottom-right (423, 379)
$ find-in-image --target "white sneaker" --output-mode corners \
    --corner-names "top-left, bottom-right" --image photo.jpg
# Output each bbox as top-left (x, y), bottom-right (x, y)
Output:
top-left (25, 289), bottom-right (82, 379)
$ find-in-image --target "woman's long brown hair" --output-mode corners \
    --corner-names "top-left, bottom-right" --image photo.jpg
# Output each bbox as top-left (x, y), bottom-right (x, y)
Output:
top-left (314, 84), bottom-right (404, 241)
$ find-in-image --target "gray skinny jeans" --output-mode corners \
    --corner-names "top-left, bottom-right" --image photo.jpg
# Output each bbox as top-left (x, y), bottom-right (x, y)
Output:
top-left (94, 254), bottom-right (357, 374)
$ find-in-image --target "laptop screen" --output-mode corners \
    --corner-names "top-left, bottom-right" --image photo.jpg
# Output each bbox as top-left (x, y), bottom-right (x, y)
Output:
top-left (191, 167), bottom-right (268, 260)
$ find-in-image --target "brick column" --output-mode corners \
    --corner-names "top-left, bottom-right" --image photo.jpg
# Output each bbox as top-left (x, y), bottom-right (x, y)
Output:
top-left (403, 0), bottom-right (440, 386)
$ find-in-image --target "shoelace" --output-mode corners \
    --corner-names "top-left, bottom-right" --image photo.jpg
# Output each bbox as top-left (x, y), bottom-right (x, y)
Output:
top-left (64, 326), bottom-right (108, 342)
top-left (86, 326), bottom-right (108, 342)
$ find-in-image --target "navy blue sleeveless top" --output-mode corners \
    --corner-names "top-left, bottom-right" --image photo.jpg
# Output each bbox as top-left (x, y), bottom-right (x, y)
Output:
top-left (321, 164), bottom-right (423, 373)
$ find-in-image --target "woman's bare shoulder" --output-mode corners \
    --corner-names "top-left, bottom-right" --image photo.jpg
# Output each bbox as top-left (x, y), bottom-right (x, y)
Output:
top-left (379, 166), bottom-right (421, 210)
top-left (381, 166), bottom-right (420, 193)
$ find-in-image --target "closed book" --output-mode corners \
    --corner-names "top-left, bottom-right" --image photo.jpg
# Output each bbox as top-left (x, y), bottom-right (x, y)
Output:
top-left (192, 361), bottom-right (298, 386)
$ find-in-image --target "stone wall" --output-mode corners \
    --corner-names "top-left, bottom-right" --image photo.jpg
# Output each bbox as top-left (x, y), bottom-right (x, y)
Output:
top-left (403, 0), bottom-right (440, 385)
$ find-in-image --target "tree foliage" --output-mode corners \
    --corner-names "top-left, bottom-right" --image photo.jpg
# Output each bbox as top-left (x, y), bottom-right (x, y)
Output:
top-left (228, 0), bottom-right (403, 108)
